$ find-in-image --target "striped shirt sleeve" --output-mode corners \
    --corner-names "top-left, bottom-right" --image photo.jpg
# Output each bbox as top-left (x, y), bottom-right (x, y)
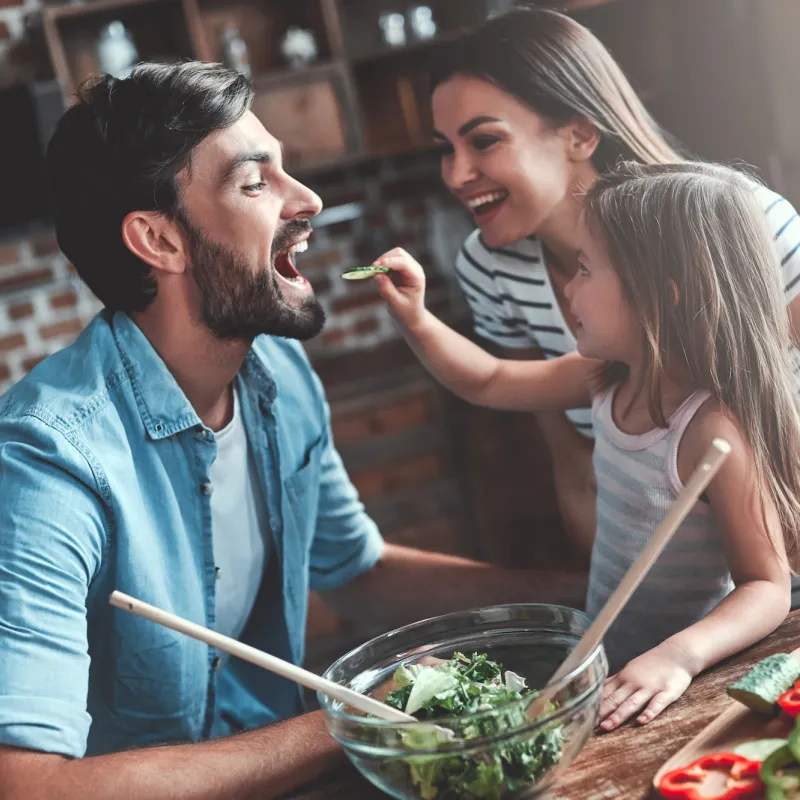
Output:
top-left (758, 186), bottom-right (800, 302)
top-left (453, 232), bottom-right (538, 350)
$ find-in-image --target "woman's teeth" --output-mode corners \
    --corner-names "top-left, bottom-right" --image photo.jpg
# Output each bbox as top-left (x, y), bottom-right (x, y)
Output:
top-left (466, 191), bottom-right (508, 215)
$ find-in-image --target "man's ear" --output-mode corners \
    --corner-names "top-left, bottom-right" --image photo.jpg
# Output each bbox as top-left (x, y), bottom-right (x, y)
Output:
top-left (121, 211), bottom-right (186, 276)
top-left (566, 114), bottom-right (601, 165)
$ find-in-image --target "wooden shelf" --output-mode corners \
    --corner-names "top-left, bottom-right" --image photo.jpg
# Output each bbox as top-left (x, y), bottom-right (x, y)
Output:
top-left (250, 59), bottom-right (341, 89)
top-left (350, 31), bottom-right (461, 66)
top-left (290, 141), bottom-right (440, 177)
top-left (39, 0), bottom-right (660, 175)
top-left (44, 0), bottom-right (198, 96)
top-left (45, 0), bottom-right (172, 21)
top-left (251, 60), bottom-right (359, 168)
top-left (564, 0), bottom-right (621, 9)
top-left (194, 0), bottom-right (334, 73)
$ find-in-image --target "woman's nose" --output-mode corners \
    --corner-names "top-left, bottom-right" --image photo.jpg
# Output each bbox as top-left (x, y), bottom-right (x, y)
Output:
top-left (444, 150), bottom-right (479, 190)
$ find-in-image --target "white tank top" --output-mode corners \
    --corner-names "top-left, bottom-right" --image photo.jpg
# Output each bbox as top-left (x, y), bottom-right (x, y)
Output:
top-left (586, 386), bottom-right (733, 671)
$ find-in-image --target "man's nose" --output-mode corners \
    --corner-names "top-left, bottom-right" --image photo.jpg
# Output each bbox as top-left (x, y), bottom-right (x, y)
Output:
top-left (283, 174), bottom-right (323, 219)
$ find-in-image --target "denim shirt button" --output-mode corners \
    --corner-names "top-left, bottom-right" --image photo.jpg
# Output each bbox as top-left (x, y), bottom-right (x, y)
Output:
top-left (211, 656), bottom-right (221, 671)
top-left (214, 566), bottom-right (221, 580)
top-left (200, 481), bottom-right (213, 496)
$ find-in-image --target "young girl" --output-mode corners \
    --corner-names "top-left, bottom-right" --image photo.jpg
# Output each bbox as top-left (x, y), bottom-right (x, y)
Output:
top-left (371, 161), bottom-right (800, 731)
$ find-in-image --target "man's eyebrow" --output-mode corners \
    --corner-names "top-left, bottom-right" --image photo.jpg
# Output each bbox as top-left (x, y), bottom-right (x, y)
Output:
top-left (220, 148), bottom-right (281, 186)
top-left (457, 116), bottom-right (502, 137)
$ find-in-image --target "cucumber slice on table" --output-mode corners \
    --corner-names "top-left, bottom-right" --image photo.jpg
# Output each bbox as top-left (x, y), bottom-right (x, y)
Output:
top-left (727, 654), bottom-right (800, 714)
top-left (341, 266), bottom-right (391, 280)
top-left (735, 738), bottom-right (788, 761)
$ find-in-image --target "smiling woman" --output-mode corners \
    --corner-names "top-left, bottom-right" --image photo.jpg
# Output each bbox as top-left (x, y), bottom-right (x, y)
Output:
top-left (427, 7), bottom-right (800, 559)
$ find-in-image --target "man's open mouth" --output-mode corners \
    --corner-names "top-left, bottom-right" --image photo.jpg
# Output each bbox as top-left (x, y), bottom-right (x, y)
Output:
top-left (465, 189), bottom-right (510, 218)
top-left (274, 239), bottom-right (309, 285)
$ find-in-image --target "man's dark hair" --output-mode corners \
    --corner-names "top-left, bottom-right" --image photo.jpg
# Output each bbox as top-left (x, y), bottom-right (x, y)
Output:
top-left (46, 61), bottom-right (254, 312)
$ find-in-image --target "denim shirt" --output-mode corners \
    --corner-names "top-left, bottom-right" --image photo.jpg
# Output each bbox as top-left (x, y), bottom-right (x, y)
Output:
top-left (0, 311), bottom-right (383, 758)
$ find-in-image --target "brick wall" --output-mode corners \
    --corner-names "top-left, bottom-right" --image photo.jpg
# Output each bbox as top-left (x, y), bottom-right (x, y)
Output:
top-left (0, 233), bottom-right (102, 384)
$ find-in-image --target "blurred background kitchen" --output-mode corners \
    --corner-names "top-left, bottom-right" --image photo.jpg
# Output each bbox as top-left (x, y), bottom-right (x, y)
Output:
top-left (1, 0), bottom-right (799, 670)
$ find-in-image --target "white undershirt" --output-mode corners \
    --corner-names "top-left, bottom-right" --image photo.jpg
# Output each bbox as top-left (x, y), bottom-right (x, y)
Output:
top-left (210, 387), bottom-right (270, 646)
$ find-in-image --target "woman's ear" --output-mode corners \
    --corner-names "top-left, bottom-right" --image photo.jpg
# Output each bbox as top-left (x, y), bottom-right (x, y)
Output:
top-left (567, 115), bottom-right (601, 164)
top-left (121, 211), bottom-right (187, 276)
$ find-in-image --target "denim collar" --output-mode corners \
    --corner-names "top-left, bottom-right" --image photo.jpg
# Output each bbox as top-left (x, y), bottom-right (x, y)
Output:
top-left (111, 312), bottom-right (277, 441)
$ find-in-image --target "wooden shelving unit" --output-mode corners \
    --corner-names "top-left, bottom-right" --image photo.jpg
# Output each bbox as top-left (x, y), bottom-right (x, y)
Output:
top-left (41, 0), bottom-right (649, 174)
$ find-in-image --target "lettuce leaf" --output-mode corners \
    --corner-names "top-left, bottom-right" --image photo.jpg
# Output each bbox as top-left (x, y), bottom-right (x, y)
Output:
top-left (384, 653), bottom-right (563, 798)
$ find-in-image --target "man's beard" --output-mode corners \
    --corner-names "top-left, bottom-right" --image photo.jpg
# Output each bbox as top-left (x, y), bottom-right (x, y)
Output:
top-left (178, 214), bottom-right (325, 342)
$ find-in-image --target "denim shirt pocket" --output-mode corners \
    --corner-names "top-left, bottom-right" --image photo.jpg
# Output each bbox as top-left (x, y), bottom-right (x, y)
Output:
top-left (282, 433), bottom-right (325, 561)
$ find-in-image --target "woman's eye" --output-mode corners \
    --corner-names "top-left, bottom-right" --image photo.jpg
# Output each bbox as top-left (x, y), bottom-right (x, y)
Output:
top-left (472, 135), bottom-right (499, 151)
top-left (436, 142), bottom-right (454, 158)
top-left (243, 181), bottom-right (266, 192)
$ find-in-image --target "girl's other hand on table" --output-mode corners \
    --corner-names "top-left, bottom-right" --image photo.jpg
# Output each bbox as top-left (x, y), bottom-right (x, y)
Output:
top-left (598, 641), bottom-right (695, 731)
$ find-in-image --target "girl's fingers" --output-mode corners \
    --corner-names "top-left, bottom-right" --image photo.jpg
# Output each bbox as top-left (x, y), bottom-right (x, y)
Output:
top-left (636, 690), bottom-right (674, 725)
top-left (600, 688), bottom-right (652, 731)
top-left (602, 675), bottom-right (621, 698)
top-left (598, 681), bottom-right (635, 721)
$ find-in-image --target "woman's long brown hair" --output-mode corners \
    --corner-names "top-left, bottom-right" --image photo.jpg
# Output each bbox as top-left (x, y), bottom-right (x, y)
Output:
top-left (431, 7), bottom-right (682, 172)
top-left (588, 161), bottom-right (800, 570)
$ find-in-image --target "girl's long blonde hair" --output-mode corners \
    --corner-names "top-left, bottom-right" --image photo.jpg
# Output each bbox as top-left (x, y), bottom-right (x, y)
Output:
top-left (587, 161), bottom-right (800, 570)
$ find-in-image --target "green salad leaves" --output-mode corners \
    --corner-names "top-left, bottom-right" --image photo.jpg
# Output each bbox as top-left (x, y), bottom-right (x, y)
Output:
top-left (383, 653), bottom-right (563, 800)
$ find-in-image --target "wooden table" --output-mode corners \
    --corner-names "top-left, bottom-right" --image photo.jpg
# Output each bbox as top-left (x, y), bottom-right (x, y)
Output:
top-left (286, 611), bottom-right (800, 799)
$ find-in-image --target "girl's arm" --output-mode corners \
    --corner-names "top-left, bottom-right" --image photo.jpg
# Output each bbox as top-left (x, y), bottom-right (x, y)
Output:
top-left (372, 248), bottom-right (596, 412)
top-left (600, 407), bottom-right (791, 731)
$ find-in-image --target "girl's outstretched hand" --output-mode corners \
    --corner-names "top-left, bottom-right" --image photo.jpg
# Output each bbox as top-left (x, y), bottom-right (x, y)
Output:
top-left (598, 641), bottom-right (695, 731)
top-left (371, 248), bottom-right (427, 331)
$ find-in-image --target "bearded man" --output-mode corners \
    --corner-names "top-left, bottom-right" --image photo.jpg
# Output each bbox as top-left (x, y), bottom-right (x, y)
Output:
top-left (0, 62), bottom-right (584, 799)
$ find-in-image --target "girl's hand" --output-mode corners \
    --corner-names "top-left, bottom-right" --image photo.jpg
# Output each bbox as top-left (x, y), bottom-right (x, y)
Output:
top-left (371, 248), bottom-right (427, 330)
top-left (598, 641), bottom-right (695, 731)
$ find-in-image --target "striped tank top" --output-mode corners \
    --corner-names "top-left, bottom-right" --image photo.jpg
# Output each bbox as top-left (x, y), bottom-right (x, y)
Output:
top-left (585, 386), bottom-right (734, 672)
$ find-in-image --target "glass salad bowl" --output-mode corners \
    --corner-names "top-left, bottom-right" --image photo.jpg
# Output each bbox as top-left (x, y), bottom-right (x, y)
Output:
top-left (319, 603), bottom-right (607, 799)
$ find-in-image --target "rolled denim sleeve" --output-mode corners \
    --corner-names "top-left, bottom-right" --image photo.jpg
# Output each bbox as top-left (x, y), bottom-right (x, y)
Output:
top-left (307, 388), bottom-right (384, 592)
top-left (0, 417), bottom-right (105, 758)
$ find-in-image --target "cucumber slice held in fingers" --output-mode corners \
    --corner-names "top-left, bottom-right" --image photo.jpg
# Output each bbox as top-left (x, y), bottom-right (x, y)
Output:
top-left (340, 265), bottom-right (392, 281)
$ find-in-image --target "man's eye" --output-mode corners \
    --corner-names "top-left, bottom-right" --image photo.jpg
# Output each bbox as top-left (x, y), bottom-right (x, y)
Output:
top-left (472, 135), bottom-right (499, 151)
top-left (578, 263), bottom-right (590, 276)
top-left (243, 182), bottom-right (266, 192)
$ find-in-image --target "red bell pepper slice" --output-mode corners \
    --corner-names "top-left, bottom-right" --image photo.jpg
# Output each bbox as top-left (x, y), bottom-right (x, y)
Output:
top-left (658, 752), bottom-right (763, 800)
top-left (779, 680), bottom-right (800, 719)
